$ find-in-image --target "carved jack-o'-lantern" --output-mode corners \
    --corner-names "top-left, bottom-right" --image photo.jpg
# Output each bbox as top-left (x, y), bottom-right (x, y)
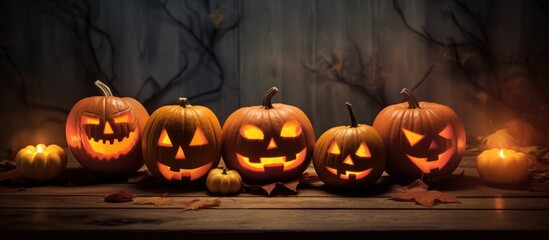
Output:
top-left (313, 103), bottom-right (386, 189)
top-left (372, 88), bottom-right (466, 181)
top-left (222, 87), bottom-right (316, 184)
top-left (66, 80), bottom-right (149, 177)
top-left (142, 98), bottom-right (221, 185)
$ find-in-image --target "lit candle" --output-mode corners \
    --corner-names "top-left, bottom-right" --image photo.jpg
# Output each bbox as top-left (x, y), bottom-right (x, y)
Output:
top-left (15, 144), bottom-right (67, 182)
top-left (476, 148), bottom-right (530, 185)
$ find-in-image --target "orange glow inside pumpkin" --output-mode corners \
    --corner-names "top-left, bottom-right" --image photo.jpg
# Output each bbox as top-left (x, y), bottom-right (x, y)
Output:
top-left (82, 116), bottom-right (100, 125)
top-left (267, 138), bottom-right (278, 150)
top-left (438, 125), bottom-right (453, 139)
top-left (36, 145), bottom-right (43, 153)
top-left (189, 127), bottom-right (209, 146)
top-left (402, 128), bottom-right (424, 146)
top-left (103, 122), bottom-right (114, 134)
top-left (343, 156), bottom-right (354, 165)
top-left (236, 148), bottom-right (307, 172)
top-left (328, 141), bottom-right (341, 154)
top-left (157, 162), bottom-right (212, 181)
top-left (499, 149), bottom-right (505, 158)
top-left (280, 121), bottom-right (302, 137)
top-left (175, 146), bottom-right (186, 159)
top-left (403, 124), bottom-right (456, 174)
top-left (113, 114), bottom-right (130, 123)
top-left (240, 125), bottom-right (264, 140)
top-left (158, 129), bottom-right (173, 147)
top-left (325, 166), bottom-right (372, 180)
top-left (355, 142), bottom-right (371, 158)
top-left (86, 130), bottom-right (138, 157)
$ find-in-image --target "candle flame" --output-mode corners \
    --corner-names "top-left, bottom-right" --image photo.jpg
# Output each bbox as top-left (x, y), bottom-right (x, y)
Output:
top-left (499, 149), bottom-right (504, 158)
top-left (37, 145), bottom-right (43, 153)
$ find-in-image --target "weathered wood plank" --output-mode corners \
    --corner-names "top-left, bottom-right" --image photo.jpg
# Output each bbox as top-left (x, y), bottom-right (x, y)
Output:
top-left (0, 208), bottom-right (547, 231)
top-left (1, 195), bottom-right (547, 210)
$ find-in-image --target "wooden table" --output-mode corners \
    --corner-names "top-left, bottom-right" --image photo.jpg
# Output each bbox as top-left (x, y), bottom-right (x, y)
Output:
top-left (1, 150), bottom-right (548, 239)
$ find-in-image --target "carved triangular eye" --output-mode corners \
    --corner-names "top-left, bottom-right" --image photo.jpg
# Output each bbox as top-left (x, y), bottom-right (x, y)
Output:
top-left (240, 125), bottom-right (264, 140)
top-left (158, 129), bottom-right (173, 147)
top-left (355, 142), bottom-right (371, 158)
top-left (328, 141), bottom-right (341, 154)
top-left (190, 127), bottom-right (209, 146)
top-left (402, 128), bottom-right (424, 147)
top-left (438, 125), bottom-right (453, 140)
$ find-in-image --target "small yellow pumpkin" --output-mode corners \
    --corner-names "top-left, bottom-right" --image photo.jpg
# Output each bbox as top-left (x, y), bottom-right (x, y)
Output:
top-left (476, 148), bottom-right (530, 185)
top-left (206, 168), bottom-right (242, 195)
top-left (15, 144), bottom-right (67, 182)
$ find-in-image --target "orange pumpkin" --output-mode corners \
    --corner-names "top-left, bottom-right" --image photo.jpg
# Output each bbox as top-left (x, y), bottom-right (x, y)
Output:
top-left (221, 87), bottom-right (315, 184)
top-left (66, 80), bottom-right (149, 177)
top-left (372, 88), bottom-right (466, 181)
top-left (142, 98), bottom-right (221, 185)
top-left (313, 102), bottom-right (386, 189)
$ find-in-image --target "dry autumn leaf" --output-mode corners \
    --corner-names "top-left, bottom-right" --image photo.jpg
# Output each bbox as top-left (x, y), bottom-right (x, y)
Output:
top-left (389, 179), bottom-right (461, 207)
top-left (104, 191), bottom-right (134, 203)
top-left (183, 198), bottom-right (221, 211)
top-left (242, 180), bottom-right (299, 196)
top-left (133, 194), bottom-right (173, 206)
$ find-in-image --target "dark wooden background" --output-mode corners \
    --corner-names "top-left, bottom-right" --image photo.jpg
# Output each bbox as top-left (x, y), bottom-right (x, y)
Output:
top-left (1, 0), bottom-right (548, 153)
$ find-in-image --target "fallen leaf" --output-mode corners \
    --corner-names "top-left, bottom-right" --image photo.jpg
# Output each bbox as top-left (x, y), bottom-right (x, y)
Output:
top-left (133, 194), bottom-right (173, 206)
top-left (0, 159), bottom-right (16, 171)
top-left (299, 172), bottom-right (322, 185)
top-left (0, 169), bottom-right (22, 182)
top-left (242, 180), bottom-right (299, 196)
top-left (389, 179), bottom-right (461, 207)
top-left (528, 161), bottom-right (549, 182)
top-left (104, 191), bottom-right (134, 203)
top-left (183, 198), bottom-right (221, 211)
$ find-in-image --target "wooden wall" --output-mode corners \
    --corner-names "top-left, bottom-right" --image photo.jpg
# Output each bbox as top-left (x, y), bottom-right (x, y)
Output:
top-left (1, 0), bottom-right (548, 153)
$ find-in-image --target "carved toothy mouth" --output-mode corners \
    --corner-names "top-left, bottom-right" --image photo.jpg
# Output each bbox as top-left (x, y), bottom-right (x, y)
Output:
top-left (325, 166), bottom-right (372, 180)
top-left (406, 145), bottom-right (455, 174)
top-left (236, 148), bottom-right (307, 172)
top-left (157, 162), bottom-right (213, 181)
top-left (83, 129), bottom-right (139, 160)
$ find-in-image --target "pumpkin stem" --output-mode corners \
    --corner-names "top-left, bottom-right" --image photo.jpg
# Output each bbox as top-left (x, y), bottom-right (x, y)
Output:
top-left (179, 98), bottom-right (192, 108)
top-left (400, 88), bottom-right (420, 109)
top-left (261, 87), bottom-right (279, 109)
top-left (345, 102), bottom-right (358, 128)
top-left (94, 80), bottom-right (113, 96)
top-left (222, 168), bottom-right (227, 175)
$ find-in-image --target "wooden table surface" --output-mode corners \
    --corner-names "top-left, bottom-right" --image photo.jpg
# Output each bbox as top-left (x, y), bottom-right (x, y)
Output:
top-left (1, 150), bottom-right (548, 239)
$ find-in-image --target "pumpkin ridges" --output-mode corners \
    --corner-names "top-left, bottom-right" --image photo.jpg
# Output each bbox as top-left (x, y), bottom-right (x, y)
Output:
top-left (373, 89), bottom-right (466, 181)
top-left (142, 99), bottom-right (221, 184)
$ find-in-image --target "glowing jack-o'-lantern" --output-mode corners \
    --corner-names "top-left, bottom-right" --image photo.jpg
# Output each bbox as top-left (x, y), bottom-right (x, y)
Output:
top-left (222, 87), bottom-right (315, 184)
top-left (313, 102), bottom-right (386, 189)
top-left (372, 88), bottom-right (466, 181)
top-left (65, 80), bottom-right (149, 177)
top-left (142, 98), bottom-right (221, 185)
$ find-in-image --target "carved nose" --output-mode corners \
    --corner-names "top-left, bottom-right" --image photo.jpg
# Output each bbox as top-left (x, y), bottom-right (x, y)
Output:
top-left (175, 146), bottom-right (186, 159)
top-left (267, 138), bottom-right (277, 150)
top-left (103, 122), bottom-right (114, 134)
top-left (343, 155), bottom-right (354, 165)
top-left (429, 140), bottom-right (438, 150)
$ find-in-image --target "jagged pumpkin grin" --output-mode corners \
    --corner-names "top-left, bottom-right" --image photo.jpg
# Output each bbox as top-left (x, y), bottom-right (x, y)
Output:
top-left (157, 162), bottom-right (213, 181)
top-left (81, 129), bottom-right (139, 160)
top-left (236, 148), bottom-right (307, 172)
